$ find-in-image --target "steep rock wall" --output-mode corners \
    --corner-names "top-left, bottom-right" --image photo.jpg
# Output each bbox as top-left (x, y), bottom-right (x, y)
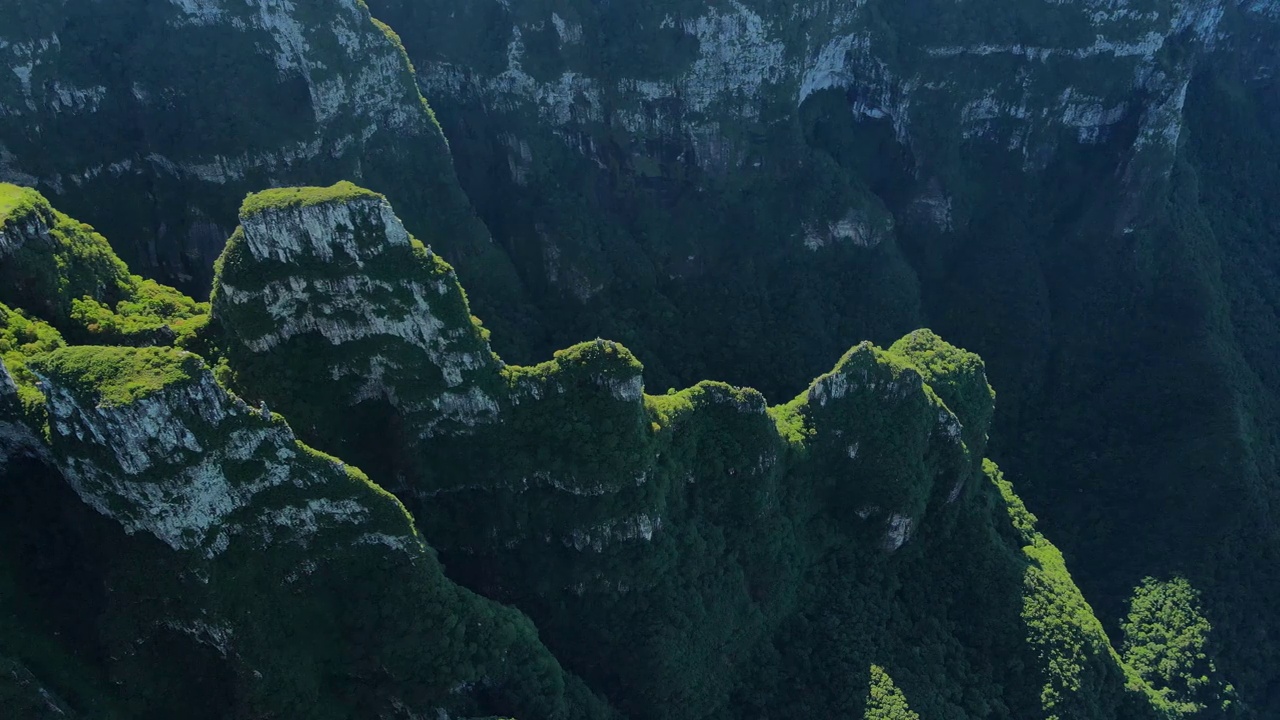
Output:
top-left (3, 345), bottom-right (611, 719)
top-left (365, 3), bottom-right (1280, 709)
top-left (0, 0), bottom-right (513, 317)
top-left (211, 185), bottom-right (1177, 720)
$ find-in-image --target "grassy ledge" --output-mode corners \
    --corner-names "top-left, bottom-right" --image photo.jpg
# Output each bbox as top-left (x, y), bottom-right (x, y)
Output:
top-left (29, 346), bottom-right (203, 406)
top-left (0, 184), bottom-right (47, 227)
top-left (239, 182), bottom-right (384, 218)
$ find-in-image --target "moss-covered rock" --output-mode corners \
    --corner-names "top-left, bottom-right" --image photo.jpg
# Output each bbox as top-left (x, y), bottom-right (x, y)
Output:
top-left (213, 184), bottom-right (1171, 720)
top-left (0, 184), bottom-right (208, 347)
top-left (13, 345), bottom-right (612, 719)
top-left (0, 0), bottom-right (517, 314)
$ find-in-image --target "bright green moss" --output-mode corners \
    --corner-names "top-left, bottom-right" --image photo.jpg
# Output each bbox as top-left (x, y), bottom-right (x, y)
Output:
top-left (0, 183), bottom-right (44, 225)
top-left (0, 186), bottom-right (208, 344)
top-left (987, 460), bottom-right (1170, 719)
top-left (70, 278), bottom-right (209, 344)
top-left (888, 329), bottom-right (994, 454)
top-left (239, 182), bottom-right (383, 218)
top-left (503, 339), bottom-right (643, 391)
top-left (643, 384), bottom-right (699, 430)
top-left (29, 346), bottom-right (202, 407)
top-left (768, 402), bottom-right (811, 445)
top-left (0, 302), bottom-right (66, 425)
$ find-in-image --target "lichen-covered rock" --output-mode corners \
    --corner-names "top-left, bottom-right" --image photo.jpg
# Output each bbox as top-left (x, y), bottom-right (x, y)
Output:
top-left (371, 0), bottom-right (1276, 285)
top-left (33, 346), bottom-right (298, 554)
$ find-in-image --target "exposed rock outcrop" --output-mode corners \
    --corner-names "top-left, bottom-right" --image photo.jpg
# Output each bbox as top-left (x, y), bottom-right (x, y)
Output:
top-left (0, 184), bottom-right (1190, 719)
top-left (0, 0), bottom-right (500, 295)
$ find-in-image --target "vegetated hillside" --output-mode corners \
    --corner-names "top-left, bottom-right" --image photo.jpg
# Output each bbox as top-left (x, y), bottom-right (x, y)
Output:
top-left (0, 0), bottom-right (1277, 715)
top-left (0, 182), bottom-right (1227, 718)
top-left (360, 1), bottom-right (1280, 711)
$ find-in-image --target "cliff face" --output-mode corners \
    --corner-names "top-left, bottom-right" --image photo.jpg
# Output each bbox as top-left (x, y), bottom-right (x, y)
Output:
top-left (393, 0), bottom-right (1223, 174)
top-left (1, 185), bottom-right (1202, 719)
top-left (209, 185), bottom-right (1187, 719)
top-left (212, 185), bottom-right (973, 557)
top-left (364, 0), bottom-right (1280, 366)
top-left (0, 0), bottom-right (508, 306)
top-left (213, 183), bottom-right (501, 445)
top-left (1, 346), bottom-right (611, 719)
top-left (361, 2), bottom-right (1280, 710)
top-left (0, 0), bottom-right (1276, 714)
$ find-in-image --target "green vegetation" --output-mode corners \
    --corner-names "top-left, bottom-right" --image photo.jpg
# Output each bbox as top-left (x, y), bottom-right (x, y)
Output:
top-left (239, 182), bottom-right (383, 217)
top-left (865, 665), bottom-right (920, 720)
top-left (69, 279), bottom-right (208, 345)
top-left (3, 180), bottom-right (1179, 720)
top-left (0, 302), bottom-right (65, 426)
top-left (1122, 578), bottom-right (1238, 717)
top-left (0, 0), bottom-right (1275, 711)
top-left (0, 183), bottom-right (43, 224)
top-left (0, 184), bottom-right (209, 346)
top-left (353, 3), bottom-right (1280, 715)
top-left (28, 346), bottom-right (200, 406)
top-left (207, 183), bottom-right (1181, 720)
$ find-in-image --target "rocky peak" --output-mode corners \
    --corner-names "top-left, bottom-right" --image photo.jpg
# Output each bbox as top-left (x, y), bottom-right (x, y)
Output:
top-left (213, 183), bottom-right (500, 438)
top-left (538, 338), bottom-right (646, 403)
top-left (29, 346), bottom-right (266, 552)
top-left (236, 183), bottom-right (410, 265)
top-left (800, 340), bottom-right (976, 549)
top-left (26, 344), bottom-right (432, 563)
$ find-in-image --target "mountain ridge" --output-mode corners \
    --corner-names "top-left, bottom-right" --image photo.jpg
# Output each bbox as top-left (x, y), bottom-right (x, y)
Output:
top-left (0, 181), bottom-right (1219, 718)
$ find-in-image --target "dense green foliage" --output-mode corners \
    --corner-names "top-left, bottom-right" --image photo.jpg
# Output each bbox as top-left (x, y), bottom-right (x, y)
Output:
top-left (359, 3), bottom-right (1280, 715)
top-left (0, 302), bottom-right (65, 421)
top-left (0, 0), bottom-right (1276, 715)
top-left (0, 184), bottom-right (208, 346)
top-left (864, 666), bottom-right (920, 720)
top-left (1122, 578), bottom-right (1238, 717)
top-left (209, 185), bottom-right (1186, 720)
top-left (0, 183), bottom-right (1204, 719)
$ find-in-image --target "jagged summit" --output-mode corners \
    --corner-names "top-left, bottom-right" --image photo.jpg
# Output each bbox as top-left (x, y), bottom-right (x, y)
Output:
top-left (213, 182), bottom-right (500, 443)
top-left (0, 185), bottom-right (1221, 718)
